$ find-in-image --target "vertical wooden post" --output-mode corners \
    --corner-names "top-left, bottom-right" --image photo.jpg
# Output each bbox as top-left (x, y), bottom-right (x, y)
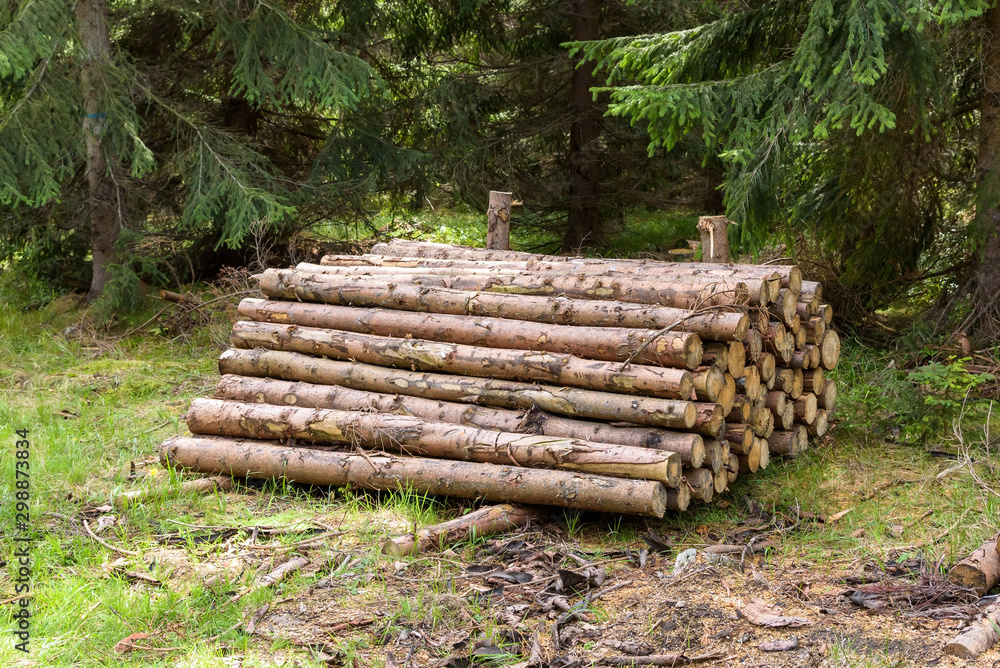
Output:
top-left (486, 191), bottom-right (513, 250)
top-left (697, 216), bottom-right (734, 263)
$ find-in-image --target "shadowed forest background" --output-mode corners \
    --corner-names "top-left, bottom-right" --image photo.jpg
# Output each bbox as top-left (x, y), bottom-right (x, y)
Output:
top-left (1, 0), bottom-right (999, 350)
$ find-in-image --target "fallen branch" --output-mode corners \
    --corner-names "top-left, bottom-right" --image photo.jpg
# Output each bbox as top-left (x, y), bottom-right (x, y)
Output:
top-left (944, 606), bottom-right (1000, 658)
top-left (382, 504), bottom-right (539, 556)
top-left (83, 519), bottom-right (138, 556)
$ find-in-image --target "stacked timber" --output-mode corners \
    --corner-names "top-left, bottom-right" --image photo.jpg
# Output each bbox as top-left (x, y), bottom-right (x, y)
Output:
top-left (158, 240), bottom-right (840, 518)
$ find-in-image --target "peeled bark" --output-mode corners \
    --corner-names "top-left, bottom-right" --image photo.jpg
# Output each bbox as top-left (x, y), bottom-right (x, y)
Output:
top-left (257, 269), bottom-right (749, 341)
top-left (487, 191), bottom-right (513, 251)
top-left (214, 374), bottom-right (706, 467)
top-left (160, 436), bottom-right (669, 517)
top-left (264, 267), bottom-right (763, 309)
top-left (368, 241), bottom-right (802, 291)
top-left (383, 503), bottom-right (536, 556)
top-left (238, 298), bottom-right (704, 369)
top-left (231, 321), bottom-right (693, 400)
top-left (218, 348), bottom-right (697, 429)
top-left (949, 540), bottom-right (1000, 596)
top-left (683, 468), bottom-right (714, 503)
top-left (187, 398), bottom-right (684, 486)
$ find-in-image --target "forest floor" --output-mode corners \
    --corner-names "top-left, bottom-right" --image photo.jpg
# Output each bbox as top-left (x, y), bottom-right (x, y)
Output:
top-left (2, 271), bottom-right (1000, 667)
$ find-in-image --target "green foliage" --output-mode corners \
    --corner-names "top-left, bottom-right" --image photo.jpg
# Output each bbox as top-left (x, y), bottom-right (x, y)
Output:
top-left (902, 356), bottom-right (995, 441)
top-left (572, 0), bottom-right (992, 316)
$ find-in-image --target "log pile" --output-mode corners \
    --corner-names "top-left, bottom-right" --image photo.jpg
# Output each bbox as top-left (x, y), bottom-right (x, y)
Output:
top-left (158, 240), bottom-right (840, 518)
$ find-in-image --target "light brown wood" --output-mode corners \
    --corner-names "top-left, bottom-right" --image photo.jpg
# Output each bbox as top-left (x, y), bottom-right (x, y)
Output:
top-left (725, 423), bottom-right (754, 454)
top-left (697, 215), bottom-right (732, 263)
top-left (944, 606), bottom-right (1000, 658)
top-left (727, 340), bottom-right (746, 379)
top-left (767, 430), bottom-right (799, 456)
top-left (803, 368), bottom-right (825, 394)
top-left (683, 468), bottom-right (714, 503)
top-left (231, 321), bottom-right (694, 400)
top-left (702, 439), bottom-right (724, 473)
top-left (383, 503), bottom-right (536, 556)
top-left (665, 484), bottom-right (691, 511)
top-left (821, 330), bottom-right (841, 369)
top-left (817, 380), bottom-right (838, 414)
top-left (949, 540), bottom-right (1000, 596)
top-left (239, 299), bottom-right (704, 369)
top-left (807, 409), bottom-right (829, 437)
top-left (691, 366), bottom-right (726, 402)
top-left (486, 191), bottom-right (513, 250)
top-left (792, 394), bottom-right (818, 424)
top-left (218, 349), bottom-right (698, 429)
top-left (701, 342), bottom-right (729, 372)
top-left (160, 435), bottom-right (670, 517)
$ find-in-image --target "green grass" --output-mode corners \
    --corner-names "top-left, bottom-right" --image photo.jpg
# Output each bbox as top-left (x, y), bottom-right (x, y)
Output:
top-left (2, 222), bottom-right (998, 666)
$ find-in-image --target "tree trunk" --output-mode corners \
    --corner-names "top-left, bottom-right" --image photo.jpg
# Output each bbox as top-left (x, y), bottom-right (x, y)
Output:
top-left (230, 321), bottom-right (694, 399)
top-left (683, 468), bottom-right (713, 503)
top-left (214, 374), bottom-right (707, 467)
top-left (696, 216), bottom-right (732, 262)
top-left (186, 398), bottom-right (684, 486)
top-left (383, 504), bottom-right (538, 556)
top-left (237, 298), bottom-right (704, 369)
top-left (159, 435), bottom-right (669, 517)
top-left (76, 0), bottom-right (119, 300)
top-left (256, 269), bottom-right (749, 341)
top-left (565, 0), bottom-right (601, 251)
top-left (486, 191), bottom-right (513, 250)
top-left (969, 6), bottom-right (1000, 343)
top-left (218, 348), bottom-right (697, 429)
top-left (724, 424), bottom-right (753, 454)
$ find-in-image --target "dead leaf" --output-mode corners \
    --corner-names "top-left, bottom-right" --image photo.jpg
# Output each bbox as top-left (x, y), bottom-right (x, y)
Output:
top-left (760, 637), bottom-right (799, 652)
top-left (851, 528), bottom-right (865, 538)
top-left (888, 524), bottom-right (904, 538)
top-left (738, 598), bottom-right (813, 627)
top-left (113, 632), bottom-right (149, 653)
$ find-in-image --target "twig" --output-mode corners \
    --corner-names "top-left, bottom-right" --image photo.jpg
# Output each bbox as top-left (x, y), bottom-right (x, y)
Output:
top-left (83, 519), bottom-right (138, 556)
top-left (619, 302), bottom-right (746, 369)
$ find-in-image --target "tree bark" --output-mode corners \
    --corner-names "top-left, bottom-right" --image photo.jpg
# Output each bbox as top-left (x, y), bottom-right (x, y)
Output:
top-left (683, 468), bottom-right (713, 503)
top-left (766, 430), bottom-right (800, 456)
top-left (949, 540), bottom-right (1000, 596)
top-left (969, 6), bottom-right (1000, 344)
top-left (565, 0), bottom-right (601, 251)
top-left (76, 0), bottom-right (119, 300)
top-left (214, 375), bottom-right (707, 467)
top-left (186, 398), bottom-right (684, 486)
top-left (256, 269), bottom-right (749, 341)
top-left (159, 435), bottom-right (670, 517)
top-left (383, 504), bottom-right (539, 556)
top-left (820, 330), bottom-right (841, 370)
top-left (817, 379), bottom-right (837, 414)
top-left (237, 298), bottom-right (704, 369)
top-left (218, 348), bottom-right (697, 429)
top-left (807, 409), bottom-right (828, 437)
top-left (696, 216), bottom-right (732, 262)
top-left (944, 606), bottom-right (1000, 658)
top-left (230, 321), bottom-right (694, 400)
top-left (724, 424), bottom-right (753, 455)
top-left (487, 191), bottom-right (513, 250)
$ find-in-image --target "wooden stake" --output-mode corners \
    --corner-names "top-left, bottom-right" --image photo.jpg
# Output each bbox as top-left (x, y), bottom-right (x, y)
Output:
top-left (486, 191), bottom-right (513, 250)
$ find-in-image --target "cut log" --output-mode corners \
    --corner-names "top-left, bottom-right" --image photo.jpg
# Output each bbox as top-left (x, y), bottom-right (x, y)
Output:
top-left (383, 503), bottom-right (536, 556)
top-left (807, 409), bottom-right (829, 437)
top-left (218, 349), bottom-right (697, 429)
top-left (817, 380), bottom-right (838, 415)
top-left (697, 215), bottom-right (732, 262)
top-left (725, 424), bottom-right (754, 455)
top-left (803, 368), bottom-right (825, 394)
top-left (713, 467), bottom-right (728, 494)
top-left (949, 540), bottom-right (1000, 596)
top-left (700, 343), bottom-right (729, 372)
top-left (368, 241), bottom-right (803, 291)
top-left (214, 375), bottom-right (707, 467)
top-left (727, 452), bottom-right (739, 484)
top-left (691, 403), bottom-right (725, 440)
top-left (789, 348), bottom-right (812, 370)
top-left (727, 340), bottom-right (746, 379)
top-left (796, 297), bottom-right (819, 319)
top-left (718, 373), bottom-right (736, 415)
top-left (738, 438), bottom-right (761, 474)
top-left (943, 606), bottom-right (1000, 658)
top-left (757, 437), bottom-right (770, 470)
top-left (756, 353), bottom-right (776, 386)
top-left (789, 368), bottom-right (804, 400)
top-left (728, 395), bottom-right (752, 423)
top-left (800, 280), bottom-right (823, 298)
top-left (486, 191), bottom-right (513, 250)
top-left (776, 368), bottom-right (794, 395)
top-left (256, 269), bottom-right (749, 341)
top-left (683, 468), bottom-right (714, 503)
top-left (778, 402), bottom-right (795, 430)
top-left (231, 321), bottom-right (694, 400)
top-left (665, 484), bottom-right (691, 511)
top-left (820, 330), bottom-right (841, 370)
top-left (691, 366), bottom-right (725, 403)
top-left (275, 265), bottom-right (768, 309)
top-left (737, 364), bottom-right (762, 402)
top-left (771, 288), bottom-right (798, 327)
top-left (818, 303), bottom-right (833, 324)
top-left (743, 329), bottom-right (763, 360)
top-left (186, 399), bottom-right (684, 486)
top-left (766, 430), bottom-right (799, 456)
top-left (238, 299), bottom-right (704, 370)
top-left (160, 436), bottom-right (669, 517)
top-left (794, 325), bottom-right (807, 349)
top-left (804, 317), bottom-right (826, 345)
top-left (793, 394), bottom-right (818, 424)
top-left (703, 439), bottom-right (724, 474)
top-left (764, 391), bottom-right (787, 416)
